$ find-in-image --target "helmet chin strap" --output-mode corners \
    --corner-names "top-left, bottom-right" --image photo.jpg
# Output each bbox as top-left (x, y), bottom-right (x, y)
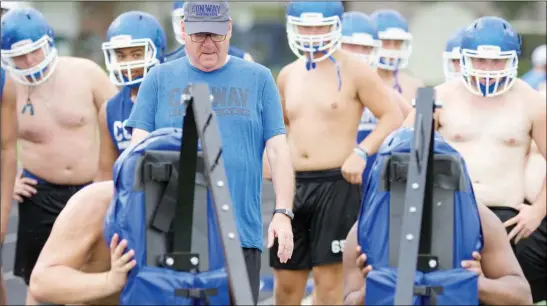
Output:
top-left (306, 49), bottom-right (342, 92)
top-left (393, 69), bottom-right (402, 93)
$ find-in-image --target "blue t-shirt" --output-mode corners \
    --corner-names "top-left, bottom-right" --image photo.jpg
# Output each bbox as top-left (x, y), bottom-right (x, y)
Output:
top-left (521, 69), bottom-right (546, 90)
top-left (1, 68), bottom-right (5, 102)
top-left (126, 56), bottom-right (286, 250)
top-left (106, 86), bottom-right (134, 154)
top-left (165, 45), bottom-right (248, 62)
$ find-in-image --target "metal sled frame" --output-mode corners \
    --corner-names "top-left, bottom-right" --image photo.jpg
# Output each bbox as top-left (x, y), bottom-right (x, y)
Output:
top-left (140, 83), bottom-right (254, 305)
top-left (188, 84), bottom-right (254, 304)
top-left (394, 87), bottom-right (442, 305)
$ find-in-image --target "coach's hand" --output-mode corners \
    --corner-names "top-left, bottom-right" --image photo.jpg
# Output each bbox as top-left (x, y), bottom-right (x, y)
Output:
top-left (107, 234), bottom-right (136, 291)
top-left (267, 213), bottom-right (293, 264)
top-left (342, 152), bottom-right (366, 185)
top-left (13, 170), bottom-right (37, 203)
top-left (503, 203), bottom-right (544, 244)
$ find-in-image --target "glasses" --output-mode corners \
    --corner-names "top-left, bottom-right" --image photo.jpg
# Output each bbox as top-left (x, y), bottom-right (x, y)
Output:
top-left (190, 33), bottom-right (227, 43)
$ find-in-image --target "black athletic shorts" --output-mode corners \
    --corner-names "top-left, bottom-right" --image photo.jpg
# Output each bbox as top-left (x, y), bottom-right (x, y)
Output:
top-left (270, 168), bottom-right (361, 270)
top-left (14, 170), bottom-right (89, 285)
top-left (490, 206), bottom-right (547, 303)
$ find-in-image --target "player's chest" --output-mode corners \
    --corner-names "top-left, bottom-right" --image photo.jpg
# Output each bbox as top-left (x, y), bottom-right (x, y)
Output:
top-left (284, 71), bottom-right (357, 120)
top-left (16, 87), bottom-right (96, 138)
top-left (439, 99), bottom-right (530, 146)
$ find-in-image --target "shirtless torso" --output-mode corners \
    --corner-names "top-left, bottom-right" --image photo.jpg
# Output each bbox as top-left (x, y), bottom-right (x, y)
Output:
top-left (433, 79), bottom-right (546, 209)
top-left (378, 69), bottom-right (424, 103)
top-left (281, 50), bottom-right (401, 171)
top-left (30, 181), bottom-right (120, 306)
top-left (15, 56), bottom-right (116, 184)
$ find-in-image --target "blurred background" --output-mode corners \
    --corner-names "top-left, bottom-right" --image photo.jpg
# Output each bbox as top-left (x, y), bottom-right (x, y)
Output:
top-left (8, 1), bottom-right (547, 85)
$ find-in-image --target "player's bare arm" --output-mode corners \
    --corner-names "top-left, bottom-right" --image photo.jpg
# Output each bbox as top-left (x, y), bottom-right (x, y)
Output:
top-left (95, 101), bottom-right (119, 182)
top-left (30, 181), bottom-right (134, 305)
top-left (528, 91), bottom-right (547, 216)
top-left (86, 59), bottom-right (118, 112)
top-left (0, 75), bottom-right (17, 243)
top-left (476, 203), bottom-right (533, 305)
top-left (353, 58), bottom-right (404, 154)
top-left (263, 63), bottom-right (293, 181)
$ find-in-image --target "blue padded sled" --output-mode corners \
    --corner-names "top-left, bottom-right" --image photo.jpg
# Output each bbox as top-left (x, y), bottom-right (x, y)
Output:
top-left (357, 128), bottom-right (483, 305)
top-left (104, 128), bottom-right (230, 305)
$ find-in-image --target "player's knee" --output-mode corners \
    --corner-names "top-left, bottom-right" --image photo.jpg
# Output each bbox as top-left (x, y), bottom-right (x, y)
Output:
top-left (312, 263), bottom-right (343, 300)
top-left (274, 269), bottom-right (309, 297)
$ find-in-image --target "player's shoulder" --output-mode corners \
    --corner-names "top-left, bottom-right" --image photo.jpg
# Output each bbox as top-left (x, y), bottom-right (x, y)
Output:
top-left (514, 79), bottom-right (546, 104)
top-left (400, 71), bottom-right (424, 86)
top-left (62, 181), bottom-right (114, 223)
top-left (277, 60), bottom-right (300, 83)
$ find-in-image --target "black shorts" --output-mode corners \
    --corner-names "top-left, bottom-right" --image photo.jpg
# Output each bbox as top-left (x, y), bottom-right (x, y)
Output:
top-left (270, 168), bottom-right (361, 270)
top-left (490, 206), bottom-right (547, 303)
top-left (14, 170), bottom-right (89, 285)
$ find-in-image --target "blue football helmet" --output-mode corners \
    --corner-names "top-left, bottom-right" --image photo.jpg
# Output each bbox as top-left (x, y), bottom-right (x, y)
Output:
top-left (442, 27), bottom-right (466, 82)
top-left (172, 1), bottom-right (185, 45)
top-left (370, 9), bottom-right (412, 71)
top-left (460, 16), bottom-right (521, 97)
top-left (1, 7), bottom-right (57, 86)
top-left (341, 11), bottom-right (380, 69)
top-left (286, 1), bottom-right (344, 64)
top-left (102, 11), bottom-right (167, 87)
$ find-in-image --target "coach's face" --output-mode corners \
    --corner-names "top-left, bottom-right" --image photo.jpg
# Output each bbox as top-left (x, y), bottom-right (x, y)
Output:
top-left (182, 20), bottom-right (232, 72)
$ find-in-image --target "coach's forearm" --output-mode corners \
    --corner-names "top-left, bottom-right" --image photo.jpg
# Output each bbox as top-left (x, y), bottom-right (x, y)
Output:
top-left (359, 110), bottom-right (404, 155)
top-left (269, 149), bottom-right (295, 210)
top-left (478, 275), bottom-right (532, 305)
top-left (30, 266), bottom-right (117, 304)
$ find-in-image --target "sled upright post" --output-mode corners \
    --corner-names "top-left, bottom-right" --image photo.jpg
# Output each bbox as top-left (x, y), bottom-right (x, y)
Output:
top-left (177, 83), bottom-right (254, 305)
top-left (394, 87), bottom-right (442, 305)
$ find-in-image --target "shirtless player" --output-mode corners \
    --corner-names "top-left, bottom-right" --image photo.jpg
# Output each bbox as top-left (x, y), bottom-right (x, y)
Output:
top-left (269, 2), bottom-right (404, 304)
top-left (1, 7), bottom-right (117, 304)
top-left (342, 202), bottom-right (533, 305)
top-left (370, 9), bottom-right (424, 103)
top-left (404, 17), bottom-right (547, 303)
top-left (30, 181), bottom-right (136, 305)
top-left (340, 11), bottom-right (411, 183)
top-left (95, 11), bottom-right (167, 182)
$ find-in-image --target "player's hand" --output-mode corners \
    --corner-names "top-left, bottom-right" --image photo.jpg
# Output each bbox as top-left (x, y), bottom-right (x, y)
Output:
top-left (267, 213), bottom-right (294, 264)
top-left (13, 170), bottom-right (38, 203)
top-left (356, 246), bottom-right (373, 278)
top-left (503, 203), bottom-right (544, 244)
top-left (106, 234), bottom-right (136, 291)
top-left (341, 152), bottom-right (366, 185)
top-left (461, 251), bottom-right (483, 277)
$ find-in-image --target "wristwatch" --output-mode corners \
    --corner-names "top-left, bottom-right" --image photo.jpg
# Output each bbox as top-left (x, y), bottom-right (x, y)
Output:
top-left (273, 208), bottom-right (294, 220)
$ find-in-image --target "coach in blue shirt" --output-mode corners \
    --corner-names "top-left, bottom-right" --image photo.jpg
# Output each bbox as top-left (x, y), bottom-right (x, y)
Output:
top-left (125, 1), bottom-right (295, 302)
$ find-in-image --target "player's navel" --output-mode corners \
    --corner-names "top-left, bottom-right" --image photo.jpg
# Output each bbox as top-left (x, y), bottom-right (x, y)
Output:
top-left (301, 152), bottom-right (309, 159)
top-left (331, 102), bottom-right (338, 110)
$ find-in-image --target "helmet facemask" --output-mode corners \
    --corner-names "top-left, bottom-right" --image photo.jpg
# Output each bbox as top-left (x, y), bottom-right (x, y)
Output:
top-left (1, 35), bottom-right (58, 86)
top-left (102, 35), bottom-right (159, 87)
top-left (287, 12), bottom-right (342, 64)
top-left (460, 45), bottom-right (518, 97)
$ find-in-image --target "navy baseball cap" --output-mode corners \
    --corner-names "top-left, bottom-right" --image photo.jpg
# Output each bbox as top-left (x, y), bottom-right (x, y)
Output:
top-left (183, 1), bottom-right (230, 35)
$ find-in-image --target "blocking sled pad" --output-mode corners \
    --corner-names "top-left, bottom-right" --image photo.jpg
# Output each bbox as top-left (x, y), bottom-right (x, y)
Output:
top-left (104, 83), bottom-right (254, 305)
